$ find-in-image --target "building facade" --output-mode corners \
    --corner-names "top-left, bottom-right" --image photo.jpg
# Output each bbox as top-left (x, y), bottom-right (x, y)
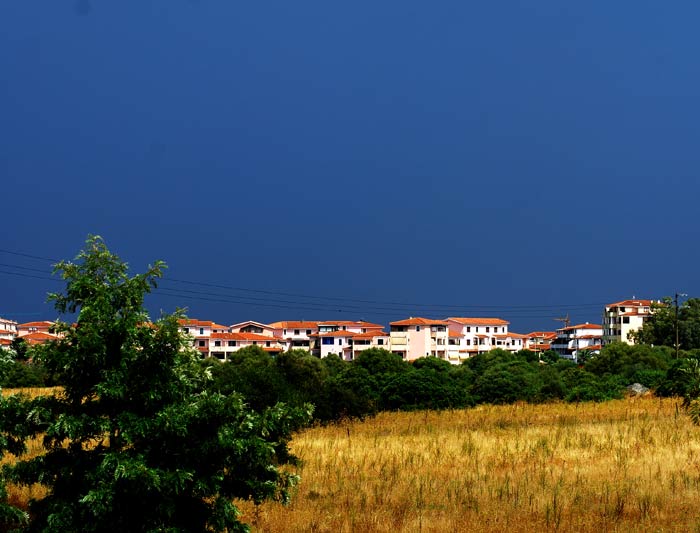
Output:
top-left (602, 299), bottom-right (656, 345)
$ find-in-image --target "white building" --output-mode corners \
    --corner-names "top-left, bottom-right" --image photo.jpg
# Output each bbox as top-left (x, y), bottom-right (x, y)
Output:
top-left (602, 299), bottom-right (656, 345)
top-left (551, 323), bottom-right (603, 361)
top-left (446, 317), bottom-right (525, 356)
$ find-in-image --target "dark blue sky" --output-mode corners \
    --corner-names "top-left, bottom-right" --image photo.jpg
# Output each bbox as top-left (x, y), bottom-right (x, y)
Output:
top-left (1, 1), bottom-right (698, 333)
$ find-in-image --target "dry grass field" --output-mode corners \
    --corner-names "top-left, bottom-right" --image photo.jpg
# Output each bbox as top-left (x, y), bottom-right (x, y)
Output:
top-left (238, 397), bottom-right (700, 533)
top-left (4, 391), bottom-right (700, 531)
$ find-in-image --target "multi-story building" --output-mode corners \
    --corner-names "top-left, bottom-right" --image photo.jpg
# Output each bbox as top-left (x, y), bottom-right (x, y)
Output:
top-left (269, 321), bottom-right (320, 352)
top-left (208, 332), bottom-right (285, 361)
top-left (0, 317), bottom-right (18, 348)
top-left (178, 319), bottom-right (230, 357)
top-left (313, 325), bottom-right (389, 360)
top-left (524, 331), bottom-right (558, 353)
top-left (602, 299), bottom-right (656, 345)
top-left (551, 323), bottom-right (603, 361)
top-left (389, 317), bottom-right (449, 361)
top-left (446, 317), bottom-right (525, 355)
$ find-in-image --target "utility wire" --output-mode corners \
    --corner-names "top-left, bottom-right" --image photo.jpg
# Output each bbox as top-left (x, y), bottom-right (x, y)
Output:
top-left (0, 247), bottom-right (607, 315)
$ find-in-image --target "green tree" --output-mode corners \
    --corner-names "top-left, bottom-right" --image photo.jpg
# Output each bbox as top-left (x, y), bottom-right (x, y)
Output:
top-left (0, 236), bottom-right (310, 532)
top-left (634, 297), bottom-right (700, 351)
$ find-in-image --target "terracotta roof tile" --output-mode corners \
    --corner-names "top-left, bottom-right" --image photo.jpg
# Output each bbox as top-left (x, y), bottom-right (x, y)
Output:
top-left (447, 317), bottom-right (510, 326)
top-left (390, 317), bottom-right (449, 326)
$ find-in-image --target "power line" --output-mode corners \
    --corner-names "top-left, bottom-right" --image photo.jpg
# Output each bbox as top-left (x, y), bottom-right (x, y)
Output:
top-left (0, 247), bottom-right (608, 316)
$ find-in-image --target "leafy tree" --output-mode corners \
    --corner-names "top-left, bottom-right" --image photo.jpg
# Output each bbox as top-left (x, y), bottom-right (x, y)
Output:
top-left (634, 297), bottom-right (700, 351)
top-left (0, 236), bottom-right (310, 532)
top-left (473, 359), bottom-right (542, 404)
top-left (205, 346), bottom-right (289, 412)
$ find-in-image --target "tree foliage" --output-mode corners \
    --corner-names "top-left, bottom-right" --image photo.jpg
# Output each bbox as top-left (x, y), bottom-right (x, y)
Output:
top-left (0, 236), bottom-right (311, 532)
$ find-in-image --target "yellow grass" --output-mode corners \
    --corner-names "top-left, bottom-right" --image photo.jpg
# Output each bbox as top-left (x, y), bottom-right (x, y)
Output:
top-left (238, 397), bottom-right (700, 532)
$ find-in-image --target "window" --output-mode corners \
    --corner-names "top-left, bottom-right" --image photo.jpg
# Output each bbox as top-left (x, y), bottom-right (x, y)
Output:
top-left (306, 329), bottom-right (312, 335)
top-left (253, 341), bottom-right (257, 345)
top-left (266, 341), bottom-right (271, 347)
top-left (283, 329), bottom-right (287, 335)
top-left (622, 317), bottom-right (630, 324)
top-left (338, 339), bottom-right (342, 345)
top-left (228, 341), bottom-right (236, 347)
top-left (199, 328), bottom-right (204, 335)
top-left (214, 341), bottom-right (221, 347)
top-left (416, 326), bottom-right (421, 332)
top-left (486, 327), bottom-right (490, 333)
top-left (475, 327), bottom-right (479, 332)
top-left (466, 339), bottom-right (471, 345)
top-left (322, 337), bottom-right (334, 345)
top-left (466, 326), bottom-right (471, 332)
top-left (198, 340), bottom-right (205, 347)
top-left (294, 329), bottom-right (300, 335)
top-left (183, 327), bottom-right (189, 333)
top-left (378, 339), bottom-right (384, 345)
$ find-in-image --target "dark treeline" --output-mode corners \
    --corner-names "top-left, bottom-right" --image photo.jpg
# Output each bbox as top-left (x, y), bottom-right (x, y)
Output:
top-left (196, 343), bottom-right (696, 423)
top-left (4, 338), bottom-right (700, 424)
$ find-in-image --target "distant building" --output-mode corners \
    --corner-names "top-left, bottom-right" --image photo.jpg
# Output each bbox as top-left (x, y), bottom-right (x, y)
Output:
top-left (312, 321), bottom-right (387, 360)
top-left (0, 317), bottom-right (18, 347)
top-left (389, 317), bottom-right (450, 361)
top-left (446, 317), bottom-right (525, 357)
top-left (524, 331), bottom-right (557, 353)
top-left (602, 299), bottom-right (656, 345)
top-left (178, 319), bottom-right (230, 357)
top-left (551, 323), bottom-right (603, 361)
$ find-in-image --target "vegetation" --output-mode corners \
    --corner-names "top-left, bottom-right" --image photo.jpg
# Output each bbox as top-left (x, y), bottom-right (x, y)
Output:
top-left (0, 237), bottom-right (311, 532)
top-left (235, 397), bottom-right (700, 532)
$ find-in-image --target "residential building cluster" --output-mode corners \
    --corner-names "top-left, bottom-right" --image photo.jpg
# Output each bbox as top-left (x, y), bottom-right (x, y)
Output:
top-left (0, 298), bottom-right (659, 364)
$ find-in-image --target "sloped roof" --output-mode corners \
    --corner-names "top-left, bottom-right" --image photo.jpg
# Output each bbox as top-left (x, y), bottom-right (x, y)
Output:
top-left (447, 317), bottom-right (510, 326)
top-left (390, 317), bottom-right (449, 326)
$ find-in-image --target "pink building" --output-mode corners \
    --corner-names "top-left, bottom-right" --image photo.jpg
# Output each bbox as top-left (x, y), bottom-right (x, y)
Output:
top-left (389, 317), bottom-right (450, 361)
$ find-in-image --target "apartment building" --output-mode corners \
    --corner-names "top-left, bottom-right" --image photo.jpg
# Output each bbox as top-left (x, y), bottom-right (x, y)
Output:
top-left (446, 317), bottom-right (525, 355)
top-left (551, 323), bottom-right (603, 361)
top-left (269, 321), bottom-right (320, 352)
top-left (389, 317), bottom-right (449, 361)
top-left (313, 326), bottom-right (389, 360)
top-left (178, 319), bottom-right (230, 357)
top-left (208, 332), bottom-right (284, 361)
top-left (602, 299), bottom-right (656, 345)
top-left (0, 317), bottom-right (18, 347)
top-left (524, 331), bottom-right (557, 353)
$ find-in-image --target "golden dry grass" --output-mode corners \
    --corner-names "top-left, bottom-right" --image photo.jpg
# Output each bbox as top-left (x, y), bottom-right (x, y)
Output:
top-left (238, 397), bottom-right (700, 533)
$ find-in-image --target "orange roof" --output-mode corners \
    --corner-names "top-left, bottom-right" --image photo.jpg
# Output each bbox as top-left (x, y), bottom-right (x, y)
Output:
top-left (575, 334), bottom-right (602, 340)
top-left (579, 344), bottom-right (602, 351)
top-left (311, 331), bottom-right (358, 338)
top-left (211, 332), bottom-right (277, 342)
top-left (353, 331), bottom-right (389, 339)
top-left (0, 339), bottom-right (12, 346)
top-left (526, 331), bottom-right (557, 339)
top-left (530, 343), bottom-right (552, 351)
top-left (448, 330), bottom-right (463, 338)
top-left (327, 320), bottom-right (385, 329)
top-left (559, 323), bottom-right (602, 331)
top-left (18, 331), bottom-right (58, 345)
top-left (447, 317), bottom-right (510, 326)
top-left (390, 317), bottom-right (449, 326)
top-left (230, 320), bottom-right (273, 329)
top-left (18, 321), bottom-right (54, 329)
top-left (269, 321), bottom-right (320, 329)
top-left (607, 299), bottom-right (655, 308)
top-left (178, 319), bottom-right (216, 327)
